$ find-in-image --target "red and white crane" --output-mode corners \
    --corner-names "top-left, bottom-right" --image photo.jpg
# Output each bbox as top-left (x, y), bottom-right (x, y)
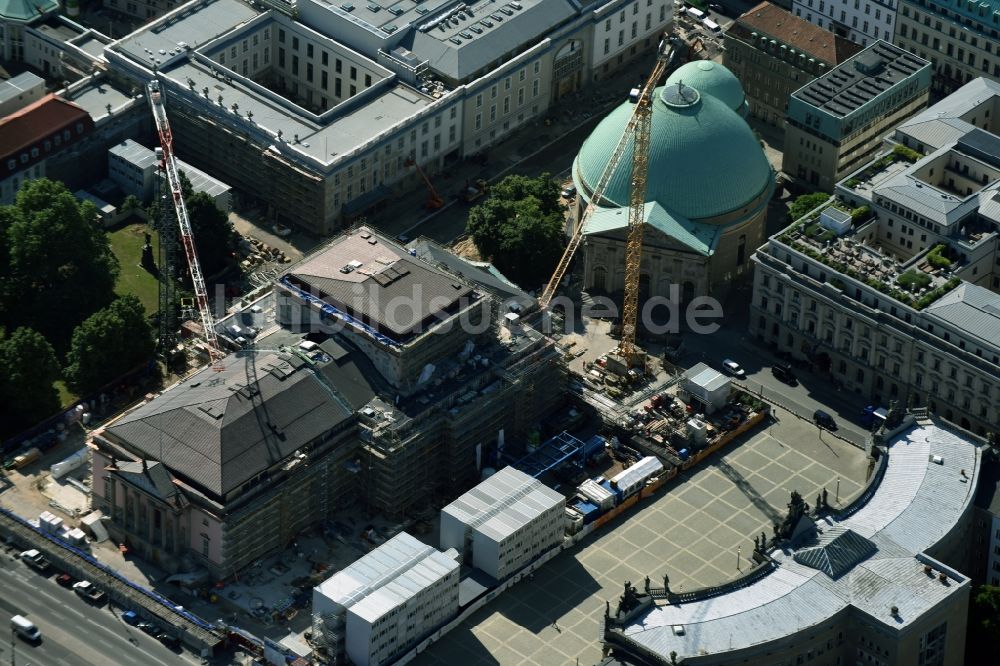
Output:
top-left (147, 80), bottom-right (224, 370)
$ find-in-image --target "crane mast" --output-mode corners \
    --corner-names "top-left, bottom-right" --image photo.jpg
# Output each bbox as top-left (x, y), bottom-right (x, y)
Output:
top-left (540, 37), bottom-right (680, 369)
top-left (147, 80), bottom-right (225, 370)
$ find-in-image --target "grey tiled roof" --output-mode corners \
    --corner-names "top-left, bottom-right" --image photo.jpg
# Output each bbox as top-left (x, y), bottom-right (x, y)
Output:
top-left (105, 348), bottom-right (356, 498)
top-left (923, 282), bottom-right (1000, 349)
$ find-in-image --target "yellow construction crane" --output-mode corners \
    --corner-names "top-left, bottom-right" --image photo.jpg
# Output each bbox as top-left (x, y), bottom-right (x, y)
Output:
top-left (540, 36), bottom-right (685, 367)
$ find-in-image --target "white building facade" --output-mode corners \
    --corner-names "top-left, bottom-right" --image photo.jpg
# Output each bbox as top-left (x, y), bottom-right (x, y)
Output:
top-left (441, 466), bottom-right (565, 580)
top-left (791, 0), bottom-right (898, 47)
top-left (312, 532), bottom-right (460, 666)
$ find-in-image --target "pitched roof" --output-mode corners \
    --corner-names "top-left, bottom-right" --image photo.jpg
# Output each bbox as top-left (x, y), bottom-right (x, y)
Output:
top-left (584, 202), bottom-right (721, 256)
top-left (105, 348), bottom-right (357, 499)
top-left (923, 282), bottom-right (1000, 349)
top-left (732, 1), bottom-right (862, 66)
top-left (793, 527), bottom-right (878, 578)
top-left (0, 94), bottom-right (90, 159)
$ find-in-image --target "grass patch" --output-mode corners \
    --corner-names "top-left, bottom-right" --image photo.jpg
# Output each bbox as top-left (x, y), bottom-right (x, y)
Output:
top-left (897, 270), bottom-right (932, 292)
top-left (108, 220), bottom-right (161, 315)
top-left (54, 380), bottom-right (79, 409)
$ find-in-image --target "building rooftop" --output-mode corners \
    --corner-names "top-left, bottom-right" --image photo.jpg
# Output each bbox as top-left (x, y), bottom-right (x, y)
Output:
top-left (314, 531), bottom-right (458, 624)
top-left (684, 362), bottom-right (729, 392)
top-left (102, 345), bottom-right (362, 499)
top-left (793, 40), bottom-right (928, 119)
top-left (0, 94), bottom-right (91, 160)
top-left (402, 0), bottom-right (575, 81)
top-left (0, 72), bottom-right (43, 107)
top-left (612, 418), bottom-right (981, 661)
top-left (923, 283), bottom-right (1000, 349)
top-left (59, 79), bottom-right (135, 123)
top-left (283, 226), bottom-right (478, 340)
top-left (585, 202), bottom-right (721, 256)
top-left (408, 237), bottom-right (535, 311)
top-left (664, 60), bottom-right (747, 115)
top-left (110, 139), bottom-right (158, 170)
top-left (441, 466), bottom-right (564, 543)
top-left (730, 1), bottom-right (862, 67)
top-left (894, 77), bottom-right (1000, 152)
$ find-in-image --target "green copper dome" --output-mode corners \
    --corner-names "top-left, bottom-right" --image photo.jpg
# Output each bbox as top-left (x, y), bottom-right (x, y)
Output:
top-left (665, 60), bottom-right (747, 115)
top-left (0, 0), bottom-right (59, 22)
top-left (573, 82), bottom-right (773, 221)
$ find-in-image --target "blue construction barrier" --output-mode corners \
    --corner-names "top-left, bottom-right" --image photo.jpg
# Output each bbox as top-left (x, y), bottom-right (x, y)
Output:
top-left (279, 276), bottom-right (401, 348)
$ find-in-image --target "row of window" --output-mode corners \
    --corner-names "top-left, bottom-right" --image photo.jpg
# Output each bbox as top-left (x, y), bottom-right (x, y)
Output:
top-left (5, 124), bottom-right (84, 173)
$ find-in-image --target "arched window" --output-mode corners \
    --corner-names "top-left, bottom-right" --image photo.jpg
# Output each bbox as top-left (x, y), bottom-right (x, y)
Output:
top-left (737, 234), bottom-right (747, 266)
top-left (593, 266), bottom-right (607, 292)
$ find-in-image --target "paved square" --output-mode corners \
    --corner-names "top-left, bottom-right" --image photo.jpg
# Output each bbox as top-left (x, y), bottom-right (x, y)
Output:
top-left (413, 407), bottom-right (871, 666)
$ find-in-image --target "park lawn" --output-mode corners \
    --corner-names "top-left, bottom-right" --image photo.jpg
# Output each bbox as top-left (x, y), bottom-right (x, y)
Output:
top-left (54, 380), bottom-right (79, 409)
top-left (108, 220), bottom-right (160, 315)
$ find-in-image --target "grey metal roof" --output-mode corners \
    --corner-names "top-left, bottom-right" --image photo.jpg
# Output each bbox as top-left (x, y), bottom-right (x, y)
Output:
top-left (612, 418), bottom-right (981, 661)
top-left (114, 460), bottom-right (182, 503)
top-left (111, 0), bottom-right (260, 67)
top-left (923, 282), bottom-right (1000, 350)
top-left (896, 77), bottom-right (1000, 151)
top-left (403, 0), bottom-right (575, 81)
top-left (0, 72), bottom-right (43, 106)
top-left (60, 78), bottom-right (134, 122)
top-left (409, 237), bottom-right (535, 311)
top-left (285, 226), bottom-right (476, 339)
top-left (793, 40), bottom-right (928, 118)
top-left (314, 531), bottom-right (458, 624)
top-left (792, 527), bottom-right (877, 578)
top-left (441, 466), bottom-right (564, 542)
top-left (110, 138), bottom-right (158, 169)
top-left (684, 362), bottom-right (729, 392)
top-left (105, 348), bottom-right (356, 498)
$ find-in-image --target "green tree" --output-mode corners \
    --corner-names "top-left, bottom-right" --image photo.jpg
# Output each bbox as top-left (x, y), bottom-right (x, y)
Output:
top-left (175, 170), bottom-right (237, 276)
top-left (0, 327), bottom-right (62, 437)
top-left (968, 585), bottom-right (1000, 657)
top-left (466, 174), bottom-right (566, 288)
top-left (64, 295), bottom-right (155, 394)
top-left (0, 179), bottom-right (119, 352)
top-left (787, 192), bottom-right (830, 224)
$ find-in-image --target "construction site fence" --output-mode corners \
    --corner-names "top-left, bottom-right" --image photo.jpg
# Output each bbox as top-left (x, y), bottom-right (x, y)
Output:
top-left (0, 507), bottom-right (221, 651)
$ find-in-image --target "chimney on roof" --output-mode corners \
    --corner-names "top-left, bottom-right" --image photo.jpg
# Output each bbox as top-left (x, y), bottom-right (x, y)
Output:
top-left (141, 458), bottom-right (148, 473)
top-left (938, 572), bottom-right (948, 583)
top-left (890, 605), bottom-right (899, 617)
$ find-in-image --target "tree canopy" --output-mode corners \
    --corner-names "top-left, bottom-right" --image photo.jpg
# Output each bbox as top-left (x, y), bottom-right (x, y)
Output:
top-left (0, 179), bottom-right (119, 352)
top-left (466, 173), bottom-right (566, 289)
top-left (0, 327), bottom-right (62, 437)
top-left (63, 295), bottom-right (155, 394)
top-left (787, 192), bottom-right (830, 224)
top-left (177, 171), bottom-right (237, 276)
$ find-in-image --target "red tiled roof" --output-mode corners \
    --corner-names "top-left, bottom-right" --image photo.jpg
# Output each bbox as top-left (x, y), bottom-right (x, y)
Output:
top-left (733, 1), bottom-right (863, 66)
top-left (0, 93), bottom-right (91, 160)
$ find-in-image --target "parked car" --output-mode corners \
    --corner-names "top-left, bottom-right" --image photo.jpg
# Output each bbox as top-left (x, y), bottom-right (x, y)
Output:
top-left (708, 3), bottom-right (724, 13)
top-left (561, 184), bottom-right (576, 198)
top-left (158, 633), bottom-right (180, 649)
top-left (55, 573), bottom-right (75, 587)
top-left (271, 223), bottom-right (292, 237)
top-left (73, 581), bottom-right (107, 604)
top-left (138, 620), bottom-right (161, 636)
top-left (771, 363), bottom-right (797, 385)
top-left (19, 549), bottom-right (50, 573)
top-left (121, 610), bottom-right (140, 625)
top-left (722, 359), bottom-right (746, 379)
top-left (813, 409), bottom-right (838, 430)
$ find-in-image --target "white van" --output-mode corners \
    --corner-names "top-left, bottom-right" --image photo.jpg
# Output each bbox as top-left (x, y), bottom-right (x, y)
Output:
top-left (11, 615), bottom-right (40, 641)
top-left (702, 17), bottom-right (722, 34)
top-left (686, 6), bottom-right (706, 20)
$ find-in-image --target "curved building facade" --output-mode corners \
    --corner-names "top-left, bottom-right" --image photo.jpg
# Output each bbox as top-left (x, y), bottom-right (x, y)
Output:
top-left (572, 62), bottom-right (773, 300)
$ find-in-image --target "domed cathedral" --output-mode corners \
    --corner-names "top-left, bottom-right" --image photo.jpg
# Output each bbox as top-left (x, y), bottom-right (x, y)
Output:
top-left (571, 60), bottom-right (773, 304)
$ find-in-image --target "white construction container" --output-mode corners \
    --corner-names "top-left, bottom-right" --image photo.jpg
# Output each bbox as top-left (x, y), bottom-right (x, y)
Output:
top-left (50, 447), bottom-right (89, 480)
top-left (609, 456), bottom-right (664, 499)
top-left (578, 478), bottom-right (615, 511)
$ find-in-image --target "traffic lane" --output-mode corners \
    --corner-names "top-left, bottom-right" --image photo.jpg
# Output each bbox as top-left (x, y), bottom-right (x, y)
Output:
top-left (0, 556), bottom-right (193, 666)
top-left (676, 325), bottom-right (869, 445)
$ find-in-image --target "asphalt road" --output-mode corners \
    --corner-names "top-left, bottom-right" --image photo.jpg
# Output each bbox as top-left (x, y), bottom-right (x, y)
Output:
top-left (0, 551), bottom-right (197, 666)
top-left (673, 283), bottom-right (872, 447)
